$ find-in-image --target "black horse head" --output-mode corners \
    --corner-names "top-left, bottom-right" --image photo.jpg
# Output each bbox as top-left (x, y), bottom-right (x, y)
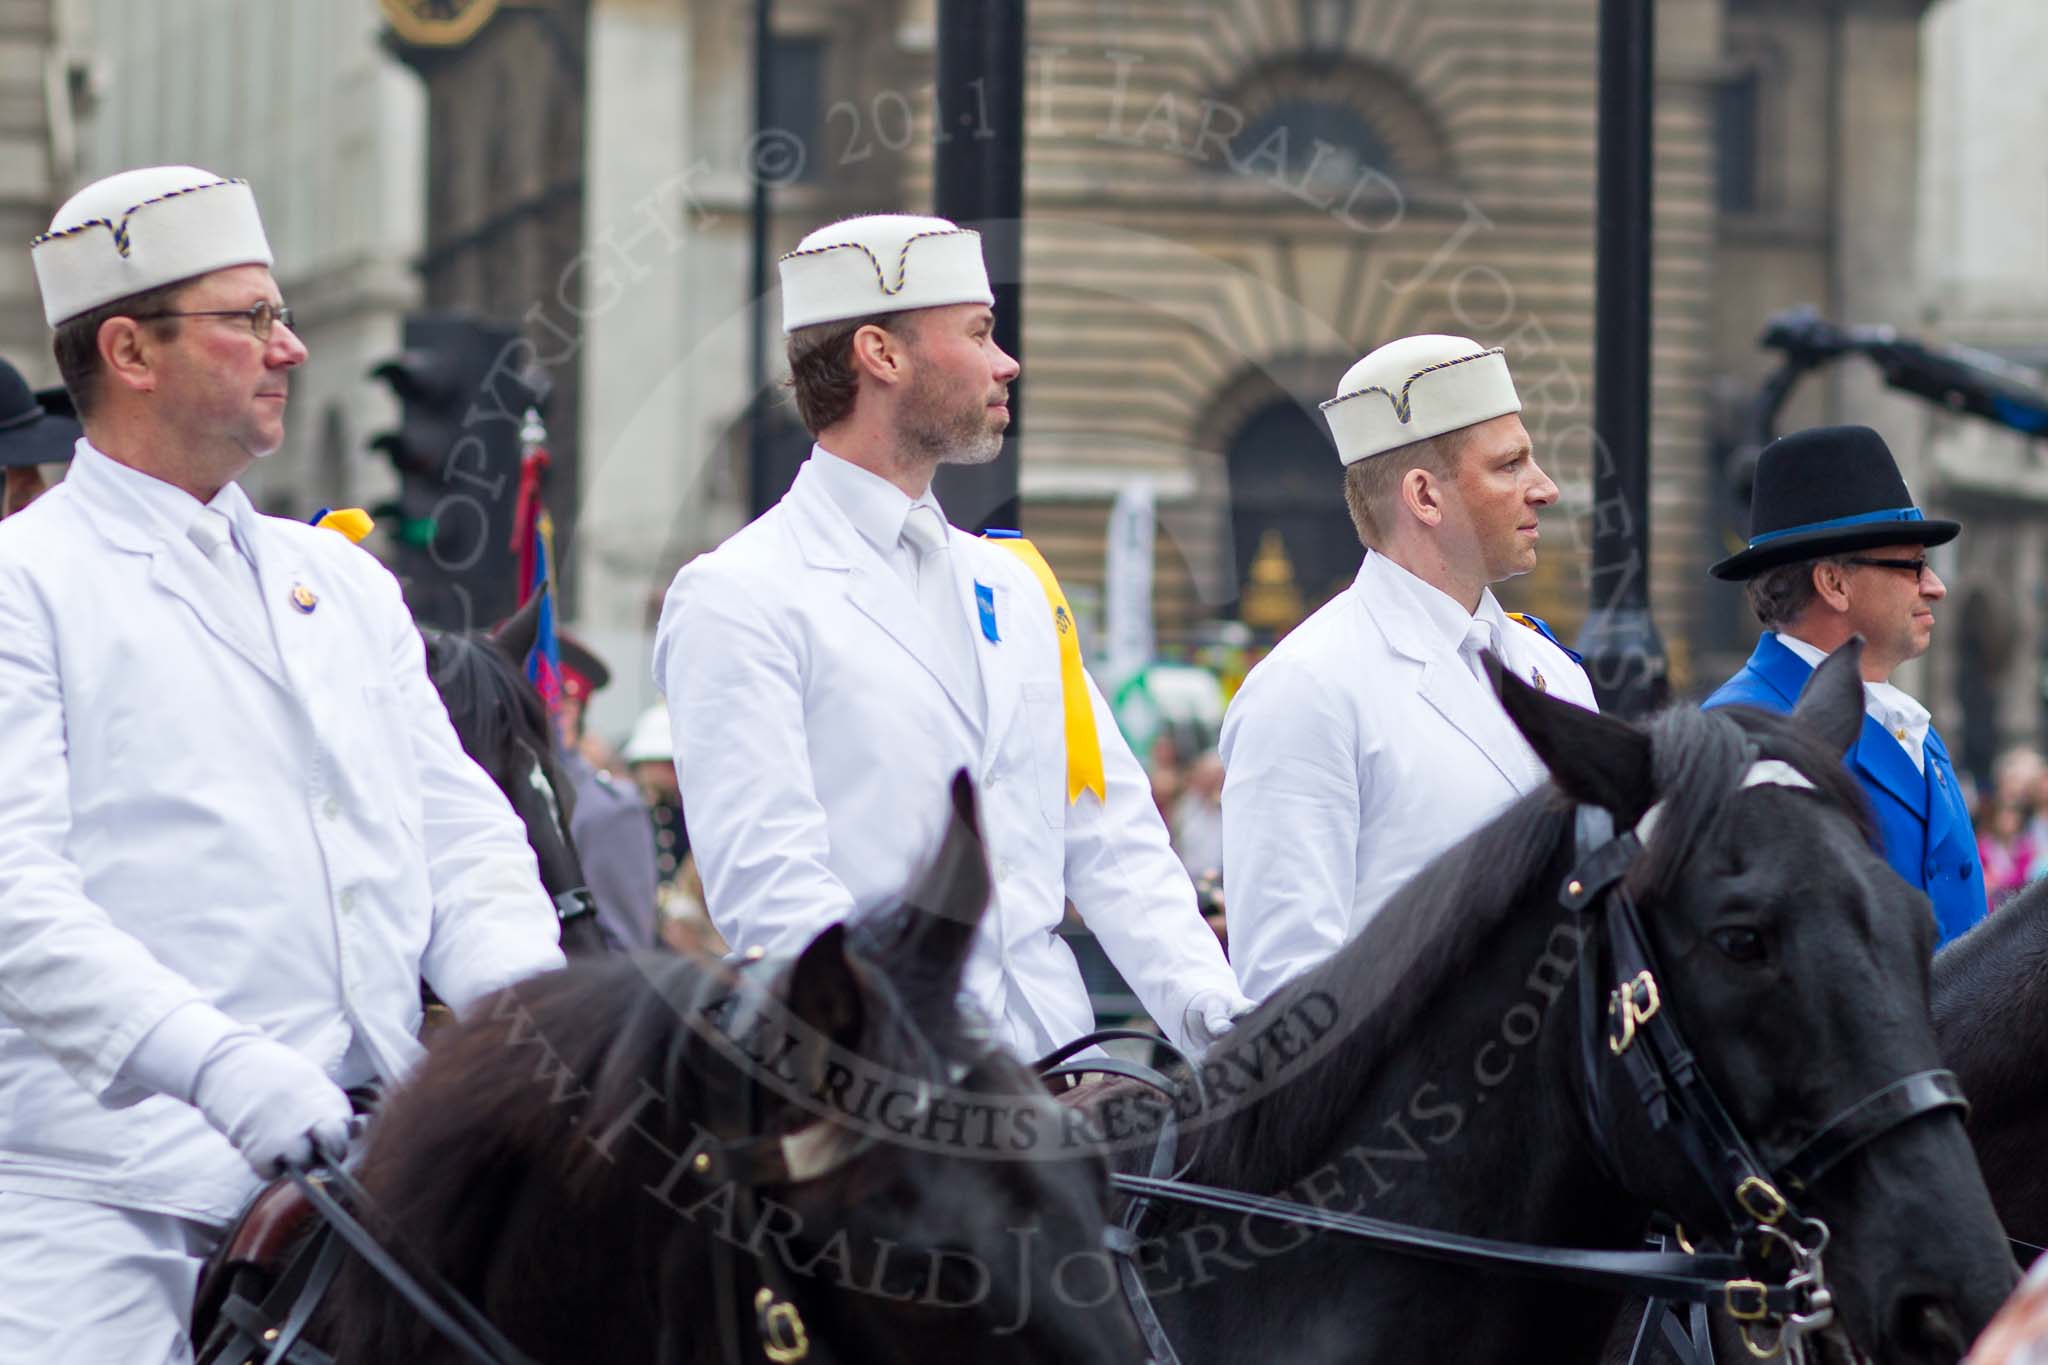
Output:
top-left (1118, 643), bottom-right (2011, 1365)
top-left (1494, 641), bottom-right (2014, 1361)
top-left (317, 773), bottom-right (1147, 1363)
top-left (419, 594), bottom-right (609, 957)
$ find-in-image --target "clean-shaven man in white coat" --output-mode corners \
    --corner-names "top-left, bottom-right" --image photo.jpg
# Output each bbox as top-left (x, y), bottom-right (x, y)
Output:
top-left (1221, 335), bottom-right (1596, 1001)
top-left (656, 213), bottom-right (1250, 1061)
top-left (0, 166), bottom-right (564, 1362)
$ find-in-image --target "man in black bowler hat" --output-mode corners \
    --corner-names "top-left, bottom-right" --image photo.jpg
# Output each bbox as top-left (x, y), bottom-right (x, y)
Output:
top-left (1703, 423), bottom-right (1983, 945)
top-left (0, 356), bottom-right (79, 519)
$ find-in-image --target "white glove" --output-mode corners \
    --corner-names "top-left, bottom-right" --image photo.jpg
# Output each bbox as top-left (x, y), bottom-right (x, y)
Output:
top-left (1183, 987), bottom-right (1256, 1051)
top-left (189, 1032), bottom-right (355, 1178)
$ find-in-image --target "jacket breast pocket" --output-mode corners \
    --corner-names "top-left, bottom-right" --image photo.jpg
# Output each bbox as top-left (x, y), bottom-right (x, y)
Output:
top-left (360, 682), bottom-right (425, 842)
top-left (1021, 681), bottom-right (1068, 830)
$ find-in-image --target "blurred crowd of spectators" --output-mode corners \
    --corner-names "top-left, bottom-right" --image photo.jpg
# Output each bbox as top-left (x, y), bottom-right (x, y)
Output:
top-left (1973, 746), bottom-right (2048, 912)
top-left (1142, 730), bottom-right (1229, 945)
top-left (570, 709), bottom-right (724, 957)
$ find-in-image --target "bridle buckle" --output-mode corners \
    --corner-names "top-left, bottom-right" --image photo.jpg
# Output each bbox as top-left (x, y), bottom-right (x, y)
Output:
top-left (756, 1287), bottom-right (810, 1363)
top-left (1723, 1278), bottom-right (1769, 1322)
top-left (1606, 969), bottom-right (1661, 1055)
top-left (1739, 1320), bottom-right (1789, 1360)
top-left (1735, 1175), bottom-right (1789, 1226)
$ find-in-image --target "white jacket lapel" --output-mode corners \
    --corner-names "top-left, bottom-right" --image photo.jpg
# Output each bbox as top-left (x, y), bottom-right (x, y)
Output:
top-left (246, 536), bottom-right (316, 687)
top-left (1417, 655), bottom-right (1540, 791)
top-left (147, 547), bottom-right (290, 688)
top-left (1362, 557), bottom-right (1537, 793)
top-left (68, 452), bottom-right (289, 689)
top-left (788, 466), bottom-right (984, 726)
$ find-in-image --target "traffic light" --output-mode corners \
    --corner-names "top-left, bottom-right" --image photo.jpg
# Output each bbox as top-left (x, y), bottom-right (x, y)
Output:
top-left (368, 314), bottom-right (541, 631)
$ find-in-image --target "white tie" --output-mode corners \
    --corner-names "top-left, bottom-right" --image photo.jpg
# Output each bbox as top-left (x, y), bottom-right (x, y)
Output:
top-left (1459, 617), bottom-right (1499, 688)
top-left (187, 507), bottom-right (268, 643)
top-left (900, 504), bottom-right (982, 713)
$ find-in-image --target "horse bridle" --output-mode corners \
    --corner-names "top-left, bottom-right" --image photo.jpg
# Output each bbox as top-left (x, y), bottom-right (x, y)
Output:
top-left (678, 952), bottom-right (1183, 1365)
top-left (675, 948), bottom-right (908, 1365)
top-left (510, 735), bottom-right (603, 936)
top-left (1561, 759), bottom-right (1969, 1358)
top-left (1088, 755), bottom-right (1972, 1365)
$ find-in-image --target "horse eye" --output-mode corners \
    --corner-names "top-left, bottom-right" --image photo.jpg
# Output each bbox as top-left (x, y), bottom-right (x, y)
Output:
top-left (1711, 927), bottom-right (1766, 964)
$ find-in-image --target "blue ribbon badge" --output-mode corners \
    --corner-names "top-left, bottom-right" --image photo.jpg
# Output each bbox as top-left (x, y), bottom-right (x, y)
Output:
top-left (975, 581), bottom-right (1000, 643)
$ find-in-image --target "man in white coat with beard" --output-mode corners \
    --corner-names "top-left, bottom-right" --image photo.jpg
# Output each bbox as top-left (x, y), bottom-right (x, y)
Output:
top-left (1221, 335), bottom-right (1596, 1001)
top-left (656, 214), bottom-right (1251, 1061)
top-left (0, 166), bottom-right (564, 1361)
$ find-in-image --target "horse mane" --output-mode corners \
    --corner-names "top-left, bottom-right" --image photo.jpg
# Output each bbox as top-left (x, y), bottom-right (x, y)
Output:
top-left (420, 626), bottom-right (580, 832)
top-left (1173, 701), bottom-right (1874, 1197)
top-left (422, 628), bottom-right (549, 762)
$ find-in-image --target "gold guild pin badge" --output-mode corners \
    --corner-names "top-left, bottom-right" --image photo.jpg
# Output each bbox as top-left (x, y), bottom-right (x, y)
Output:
top-left (289, 584), bottom-right (318, 614)
top-left (1532, 668), bottom-right (1547, 693)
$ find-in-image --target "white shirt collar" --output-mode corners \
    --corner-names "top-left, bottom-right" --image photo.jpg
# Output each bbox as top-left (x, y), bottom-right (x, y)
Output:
top-left (1367, 550), bottom-right (1508, 658)
top-left (807, 444), bottom-right (948, 560)
top-left (1773, 631), bottom-right (1931, 773)
top-left (74, 438), bottom-right (257, 554)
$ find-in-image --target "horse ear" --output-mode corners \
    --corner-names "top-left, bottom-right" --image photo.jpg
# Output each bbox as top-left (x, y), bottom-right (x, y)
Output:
top-left (784, 922), bottom-right (866, 1055)
top-left (1792, 636), bottom-right (1865, 759)
top-left (1487, 649), bottom-right (1656, 822)
top-left (899, 770), bottom-right (992, 985)
top-left (845, 771), bottom-right (991, 1028)
top-left (493, 585), bottom-right (547, 663)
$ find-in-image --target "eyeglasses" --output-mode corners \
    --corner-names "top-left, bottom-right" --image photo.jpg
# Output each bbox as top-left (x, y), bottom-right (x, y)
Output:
top-left (1843, 555), bottom-right (1932, 580)
top-left (132, 300), bottom-right (294, 341)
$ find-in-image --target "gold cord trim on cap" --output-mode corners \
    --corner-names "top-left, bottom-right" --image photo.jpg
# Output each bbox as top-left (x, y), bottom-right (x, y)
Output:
top-left (777, 228), bottom-right (983, 299)
top-left (30, 178), bottom-right (250, 259)
top-left (1318, 346), bottom-right (1507, 424)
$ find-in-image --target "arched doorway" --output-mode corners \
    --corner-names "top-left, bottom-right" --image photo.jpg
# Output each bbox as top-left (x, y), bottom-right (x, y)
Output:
top-left (1224, 396), bottom-right (1360, 636)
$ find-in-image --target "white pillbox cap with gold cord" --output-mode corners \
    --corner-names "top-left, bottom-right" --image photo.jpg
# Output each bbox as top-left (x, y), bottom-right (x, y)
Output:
top-left (1320, 333), bottom-right (1523, 466)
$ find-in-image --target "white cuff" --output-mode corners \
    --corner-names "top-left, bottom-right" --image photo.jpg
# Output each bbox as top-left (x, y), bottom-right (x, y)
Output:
top-left (112, 1000), bottom-right (244, 1105)
top-left (432, 946), bottom-right (565, 1018)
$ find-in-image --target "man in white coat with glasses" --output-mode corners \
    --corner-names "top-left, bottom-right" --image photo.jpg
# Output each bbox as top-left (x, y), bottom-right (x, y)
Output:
top-left (1221, 335), bottom-right (1596, 1001)
top-left (655, 213), bottom-right (1251, 1063)
top-left (0, 166), bottom-right (564, 1361)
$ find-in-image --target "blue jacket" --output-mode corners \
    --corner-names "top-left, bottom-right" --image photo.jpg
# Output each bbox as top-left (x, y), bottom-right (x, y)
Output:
top-left (1702, 634), bottom-right (1984, 947)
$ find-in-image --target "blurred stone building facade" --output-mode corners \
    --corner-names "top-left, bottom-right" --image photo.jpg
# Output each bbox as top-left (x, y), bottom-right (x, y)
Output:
top-left (44, 0), bottom-right (426, 521)
top-left (577, 0), bottom-right (1956, 740)
top-left (15, 0), bottom-right (2036, 766)
top-left (0, 0), bottom-right (62, 383)
top-left (1912, 0), bottom-right (2048, 782)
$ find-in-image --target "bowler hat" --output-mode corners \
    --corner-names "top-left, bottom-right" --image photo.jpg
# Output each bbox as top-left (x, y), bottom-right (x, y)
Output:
top-left (0, 357), bottom-right (80, 471)
top-left (1710, 424), bottom-right (1958, 581)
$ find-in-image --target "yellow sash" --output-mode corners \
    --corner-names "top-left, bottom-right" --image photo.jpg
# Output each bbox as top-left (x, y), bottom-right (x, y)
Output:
top-left (985, 534), bottom-right (1106, 804)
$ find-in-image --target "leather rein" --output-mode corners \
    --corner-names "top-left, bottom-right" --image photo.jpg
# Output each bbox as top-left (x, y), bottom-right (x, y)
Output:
top-left (1066, 758), bottom-right (1969, 1364)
